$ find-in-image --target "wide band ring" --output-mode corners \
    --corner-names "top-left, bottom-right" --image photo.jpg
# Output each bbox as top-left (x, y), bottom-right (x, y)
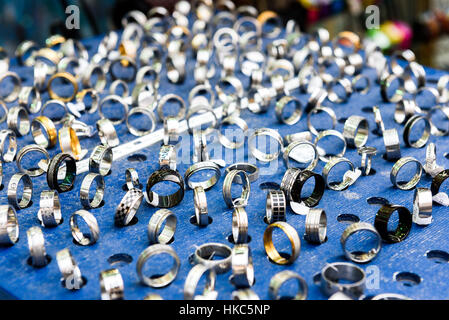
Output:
top-left (148, 209), bottom-right (177, 244)
top-left (184, 161), bottom-right (221, 191)
top-left (265, 190), bottom-right (286, 224)
top-left (0, 71), bottom-right (21, 103)
top-left (27, 226), bottom-right (48, 267)
top-left (223, 169), bottom-right (251, 208)
top-left (194, 186), bottom-right (209, 226)
top-left (320, 262), bottom-right (365, 298)
top-left (305, 208), bottom-right (327, 244)
top-left (307, 106), bottom-right (337, 136)
top-left (383, 128), bottom-right (401, 161)
top-left (80, 173), bottom-right (105, 209)
top-left (38, 190), bottom-right (62, 227)
top-left (0, 205), bottom-right (19, 246)
top-left (413, 187), bottom-right (433, 226)
top-left (225, 163), bottom-right (259, 184)
top-left (58, 126), bottom-right (84, 160)
top-left (7, 106), bottom-right (30, 137)
top-left (57, 248), bottom-right (84, 290)
top-left (263, 221), bottom-right (301, 265)
top-left (31, 116), bottom-right (57, 148)
top-left (70, 210), bottom-right (100, 245)
top-left (394, 99), bottom-right (420, 124)
top-left (0, 130), bottom-right (17, 163)
top-left (280, 168), bottom-right (325, 208)
top-left (343, 115), bottom-right (369, 148)
top-left (136, 244), bottom-right (180, 288)
top-left (8, 173), bottom-right (33, 209)
top-left (82, 64), bottom-right (106, 92)
top-left (41, 100), bottom-right (68, 125)
top-left (340, 222), bottom-right (381, 263)
top-left (390, 156), bottom-right (422, 190)
top-left (380, 74), bottom-right (405, 103)
top-left (186, 104), bottom-right (218, 136)
top-left (269, 270), bottom-right (308, 300)
top-left (230, 244), bottom-right (254, 289)
top-left (46, 153), bottom-right (77, 193)
top-left (232, 207), bottom-right (249, 244)
top-left (100, 268), bottom-right (124, 300)
top-left (157, 93), bottom-right (186, 122)
top-left (18, 86), bottom-right (42, 114)
top-left (374, 204), bottom-right (412, 243)
top-left (47, 72), bottom-right (78, 102)
top-left (114, 188), bottom-right (144, 226)
top-left (89, 144), bottom-right (113, 176)
top-left (125, 168), bottom-right (140, 190)
top-left (110, 56), bottom-right (138, 82)
top-left (146, 167), bottom-right (185, 208)
top-left (96, 119), bottom-right (119, 147)
top-left (184, 264), bottom-right (217, 300)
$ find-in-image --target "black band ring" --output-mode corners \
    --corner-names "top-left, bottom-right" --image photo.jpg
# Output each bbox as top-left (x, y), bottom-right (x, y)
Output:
top-left (374, 204), bottom-right (412, 243)
top-left (46, 153), bottom-right (77, 193)
top-left (285, 169), bottom-right (325, 208)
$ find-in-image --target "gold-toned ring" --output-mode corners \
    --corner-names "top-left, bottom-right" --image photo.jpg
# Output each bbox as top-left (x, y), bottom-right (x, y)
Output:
top-left (263, 221), bottom-right (301, 265)
top-left (45, 34), bottom-right (67, 48)
top-left (58, 127), bottom-right (82, 159)
top-left (47, 72), bottom-right (78, 102)
top-left (31, 116), bottom-right (57, 149)
top-left (336, 31), bottom-right (361, 51)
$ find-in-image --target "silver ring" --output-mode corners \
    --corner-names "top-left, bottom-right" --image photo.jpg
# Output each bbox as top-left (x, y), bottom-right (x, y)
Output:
top-left (109, 79), bottom-right (129, 97)
top-left (307, 106), bottom-right (337, 136)
top-left (76, 88), bottom-right (99, 114)
top-left (82, 63), bottom-right (106, 92)
top-left (114, 188), bottom-right (144, 226)
top-left (186, 104), bottom-right (218, 136)
top-left (248, 128), bottom-right (283, 162)
top-left (265, 190), bottom-right (286, 224)
top-left (230, 244), bottom-right (254, 288)
top-left (0, 100), bottom-right (7, 123)
top-left (8, 173), bottom-right (32, 209)
top-left (275, 96), bottom-right (303, 125)
top-left (340, 222), bottom-right (382, 263)
top-left (7, 106), bottom-right (30, 137)
top-left (16, 144), bottom-right (50, 177)
top-left (159, 144), bottom-right (177, 170)
top-left (41, 100), bottom-right (68, 125)
top-left (18, 86), bottom-right (42, 114)
top-left (343, 116), bottom-right (369, 148)
top-left (327, 78), bottom-right (352, 103)
top-left (96, 119), bottom-right (119, 147)
top-left (403, 114), bottom-right (430, 148)
top-left (184, 161), bottom-right (221, 191)
top-left (0, 129), bottom-right (17, 163)
top-left (305, 208), bottom-right (327, 244)
top-left (89, 144), bottom-right (113, 176)
top-left (381, 74), bottom-right (405, 103)
top-left (215, 76), bottom-right (244, 103)
top-left (403, 61), bottom-right (426, 94)
top-left (320, 262), bottom-right (366, 298)
top-left (110, 55), bottom-right (137, 83)
top-left (80, 173), bottom-right (105, 209)
top-left (99, 95), bottom-right (129, 125)
top-left (57, 248), bottom-right (84, 290)
top-left (394, 99), bottom-right (420, 124)
top-left (314, 130), bottom-right (347, 162)
top-left (164, 117), bottom-right (180, 145)
top-left (27, 226), bottom-right (48, 267)
top-left (157, 93), bottom-right (186, 122)
top-left (189, 84), bottom-right (216, 108)
top-left (283, 140), bottom-right (318, 171)
top-left (194, 186), bottom-right (209, 226)
top-left (413, 187), bottom-right (433, 226)
top-left (322, 157), bottom-right (358, 191)
top-left (383, 128), bottom-right (401, 161)
top-left (100, 268), bottom-right (124, 300)
top-left (0, 71), bottom-right (21, 103)
top-left (351, 74), bottom-right (371, 95)
top-left (269, 270), bottom-right (308, 300)
top-left (225, 163), bottom-right (259, 184)
top-left (428, 105), bottom-right (449, 136)
top-left (218, 115), bottom-right (248, 149)
top-left (184, 264), bottom-right (217, 300)
top-left (148, 209), bottom-right (177, 244)
top-left (70, 210), bottom-right (100, 245)
top-left (126, 107), bottom-right (156, 136)
top-left (192, 242), bottom-right (232, 274)
top-left (223, 169), bottom-right (251, 208)
top-left (38, 190), bottom-right (62, 227)
top-left (232, 207), bottom-right (249, 244)
top-left (0, 205), bottom-right (19, 246)
top-left (125, 168), bottom-right (140, 190)
top-left (136, 244), bottom-right (180, 288)
top-left (438, 74), bottom-right (449, 103)
top-left (390, 156), bottom-right (422, 190)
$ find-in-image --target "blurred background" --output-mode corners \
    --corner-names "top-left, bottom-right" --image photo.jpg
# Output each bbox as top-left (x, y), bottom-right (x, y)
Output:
top-left (1, 0), bottom-right (449, 69)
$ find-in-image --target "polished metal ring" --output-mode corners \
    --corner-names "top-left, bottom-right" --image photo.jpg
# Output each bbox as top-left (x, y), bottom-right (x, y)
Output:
top-left (100, 268), bottom-right (124, 300)
top-left (275, 96), bottom-right (303, 125)
top-left (157, 93), bottom-right (186, 122)
top-left (56, 248), bottom-right (84, 290)
top-left (383, 128), bottom-right (401, 161)
top-left (218, 115), bottom-right (248, 149)
top-left (380, 74), bottom-right (404, 103)
top-left (265, 190), bottom-right (286, 224)
top-left (99, 95), bottom-right (129, 125)
top-left (263, 221), bottom-right (301, 265)
top-left (223, 169), bottom-right (251, 208)
top-left (125, 168), bottom-right (140, 190)
top-left (0, 71), bottom-right (21, 103)
top-left (320, 262), bottom-right (366, 298)
top-left (394, 99), bottom-right (420, 124)
top-left (194, 186), bottom-right (209, 226)
top-left (403, 114), bottom-right (430, 148)
top-left (184, 264), bottom-right (217, 300)
top-left (80, 173), bottom-right (105, 209)
top-left (16, 144), bottom-right (50, 177)
top-left (146, 167), bottom-right (185, 208)
top-left (192, 242), bottom-right (232, 274)
top-left (148, 209), bottom-right (177, 244)
top-left (31, 116), bottom-right (57, 148)
top-left (390, 156), bottom-right (422, 190)
top-left (38, 190), bottom-right (62, 227)
top-left (184, 161), bottom-right (221, 191)
top-left (0, 205), bottom-right (19, 246)
top-left (283, 140), bottom-right (318, 171)
top-left (41, 99), bottom-right (68, 125)
top-left (70, 210), bottom-right (100, 245)
top-left (109, 79), bottom-right (129, 97)
top-left (304, 208), bottom-right (327, 244)
top-left (343, 115), bottom-right (369, 148)
top-left (186, 104), bottom-right (218, 136)
top-left (7, 106), bottom-right (30, 137)
top-left (46, 153), bottom-right (77, 193)
top-left (248, 128), bottom-right (283, 162)
top-left (126, 107), bottom-right (156, 136)
top-left (428, 105), bottom-right (449, 136)
top-left (232, 207), bottom-right (249, 244)
top-left (230, 244), bottom-right (254, 289)
top-left (307, 106), bottom-right (337, 136)
top-left (76, 88), bottom-right (100, 114)
top-left (322, 157), bottom-right (358, 191)
top-left (18, 86), bottom-right (42, 114)
top-left (89, 144), bottom-right (113, 176)
top-left (269, 270), bottom-right (308, 300)
top-left (114, 188), bottom-right (144, 226)
top-left (136, 244), bottom-right (180, 288)
top-left (8, 173), bottom-right (33, 209)
top-left (27, 226), bottom-right (48, 267)
top-left (413, 187), bottom-right (433, 226)
top-left (225, 163), bottom-right (259, 184)
top-left (96, 118), bottom-right (119, 147)
top-left (314, 129), bottom-right (347, 162)
top-left (340, 222), bottom-right (381, 263)
top-left (0, 129), bottom-right (17, 163)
